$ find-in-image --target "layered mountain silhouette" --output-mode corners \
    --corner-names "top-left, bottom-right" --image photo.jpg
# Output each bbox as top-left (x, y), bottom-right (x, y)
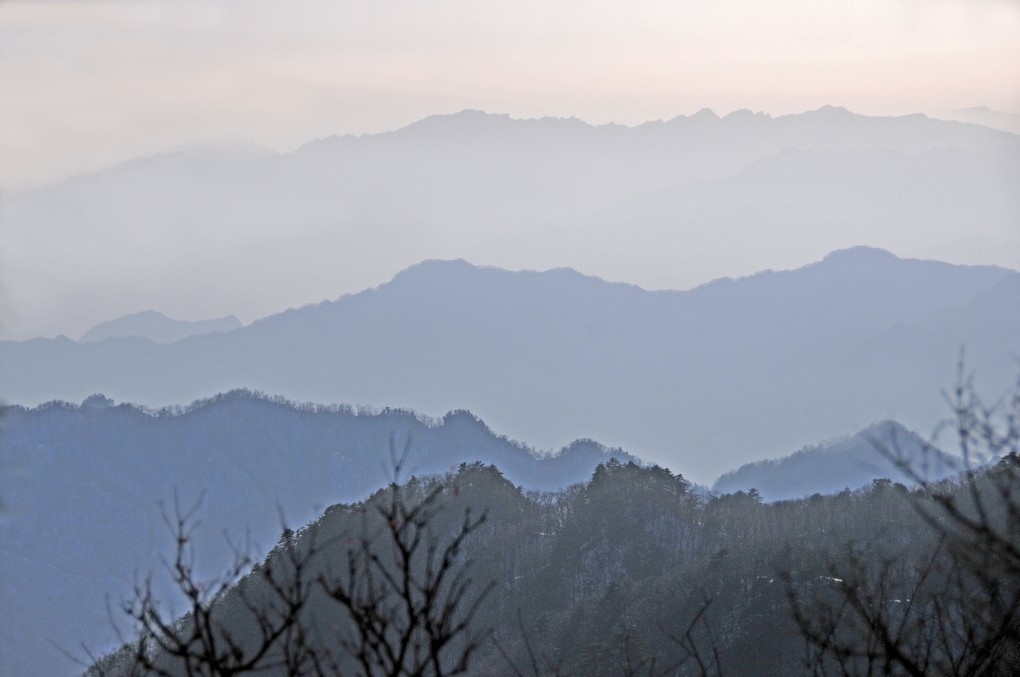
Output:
top-left (712, 420), bottom-right (959, 502)
top-left (0, 392), bottom-right (635, 677)
top-left (0, 386), bottom-right (977, 676)
top-left (930, 106), bottom-right (1020, 135)
top-left (79, 310), bottom-right (242, 343)
top-left (5, 107), bottom-right (1017, 676)
top-left (2, 248), bottom-right (1017, 484)
top-left (4, 107), bottom-right (1017, 340)
top-left (83, 454), bottom-right (990, 676)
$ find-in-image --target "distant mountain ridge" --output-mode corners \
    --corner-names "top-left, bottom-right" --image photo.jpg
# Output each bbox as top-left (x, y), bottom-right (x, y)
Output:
top-left (79, 310), bottom-right (242, 343)
top-left (0, 390), bottom-right (637, 677)
top-left (2, 247), bottom-right (1017, 484)
top-left (301, 105), bottom-right (1015, 156)
top-left (712, 420), bottom-right (960, 502)
top-left (5, 105), bottom-right (1018, 341)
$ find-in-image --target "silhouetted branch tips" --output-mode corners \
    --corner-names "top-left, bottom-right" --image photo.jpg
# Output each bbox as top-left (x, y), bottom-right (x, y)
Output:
top-left (91, 448), bottom-right (494, 676)
top-left (317, 472), bottom-right (492, 676)
top-left (789, 362), bottom-right (1020, 676)
top-left (658, 593), bottom-right (724, 677)
top-left (82, 367), bottom-right (1020, 676)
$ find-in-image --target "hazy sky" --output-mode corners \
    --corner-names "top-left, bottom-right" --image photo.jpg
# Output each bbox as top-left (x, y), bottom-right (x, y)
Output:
top-left (2, 0), bottom-right (1019, 189)
top-left (1, 0), bottom-right (1019, 341)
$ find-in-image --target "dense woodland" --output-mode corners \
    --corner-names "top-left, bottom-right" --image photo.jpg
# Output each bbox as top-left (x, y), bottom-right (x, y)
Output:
top-left (89, 377), bottom-right (1020, 676)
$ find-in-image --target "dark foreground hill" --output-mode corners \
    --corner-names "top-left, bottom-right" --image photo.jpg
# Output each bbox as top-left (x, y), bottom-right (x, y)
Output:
top-left (0, 392), bottom-right (635, 677)
top-left (91, 453), bottom-right (1020, 676)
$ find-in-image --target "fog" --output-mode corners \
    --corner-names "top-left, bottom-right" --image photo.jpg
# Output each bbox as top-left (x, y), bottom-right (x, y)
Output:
top-left (2, 108), bottom-right (1018, 340)
top-left (2, 0), bottom-right (1019, 341)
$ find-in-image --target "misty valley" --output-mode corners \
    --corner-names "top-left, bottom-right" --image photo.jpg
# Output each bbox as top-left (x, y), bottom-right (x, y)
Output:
top-left (2, 102), bottom-right (1020, 676)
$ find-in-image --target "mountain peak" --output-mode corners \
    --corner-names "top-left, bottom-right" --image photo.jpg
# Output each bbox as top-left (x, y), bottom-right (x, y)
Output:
top-left (386, 258), bottom-right (481, 284)
top-left (809, 104), bottom-right (853, 116)
top-left (438, 109), bottom-right (508, 124)
top-left (723, 108), bottom-right (770, 121)
top-left (384, 259), bottom-right (601, 290)
top-left (81, 393), bottom-right (115, 412)
top-left (691, 107), bottom-right (719, 120)
top-left (712, 419), bottom-right (955, 501)
top-left (399, 109), bottom-right (594, 137)
top-left (820, 246), bottom-right (899, 266)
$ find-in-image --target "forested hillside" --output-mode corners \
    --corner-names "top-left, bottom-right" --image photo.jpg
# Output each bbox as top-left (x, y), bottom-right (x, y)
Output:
top-left (0, 392), bottom-right (635, 677)
top-left (93, 442), bottom-right (1020, 676)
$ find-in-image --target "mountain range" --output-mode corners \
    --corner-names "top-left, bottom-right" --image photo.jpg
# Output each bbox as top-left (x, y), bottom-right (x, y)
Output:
top-left (3, 105), bottom-right (1019, 675)
top-left (0, 386), bottom-right (977, 677)
top-left (3, 106), bottom-right (1017, 340)
top-left (2, 247), bottom-right (1017, 482)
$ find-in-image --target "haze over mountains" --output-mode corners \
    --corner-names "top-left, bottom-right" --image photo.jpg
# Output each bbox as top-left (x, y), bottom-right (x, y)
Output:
top-left (79, 310), bottom-right (242, 344)
top-left (2, 247), bottom-right (1017, 483)
top-left (3, 106), bottom-right (1017, 340)
top-left (2, 105), bottom-right (1019, 675)
top-left (8, 0), bottom-right (1019, 670)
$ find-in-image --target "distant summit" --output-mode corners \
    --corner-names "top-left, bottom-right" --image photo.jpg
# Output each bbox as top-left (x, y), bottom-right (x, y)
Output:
top-left (686, 107), bottom-right (720, 121)
top-left (822, 244), bottom-right (897, 260)
top-left (295, 104), bottom-right (1015, 154)
top-left (806, 104), bottom-right (853, 116)
top-left (712, 421), bottom-right (959, 502)
top-left (819, 245), bottom-right (901, 266)
top-left (79, 310), bottom-right (242, 344)
top-left (379, 258), bottom-right (630, 298)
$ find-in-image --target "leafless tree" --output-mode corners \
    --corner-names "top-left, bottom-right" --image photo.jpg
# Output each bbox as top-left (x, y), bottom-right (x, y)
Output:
top-left (786, 364), bottom-right (1020, 676)
top-left (85, 493), bottom-right (329, 677)
top-left (661, 595), bottom-right (725, 677)
top-left (317, 477), bottom-right (495, 676)
top-left (87, 438), bottom-right (494, 677)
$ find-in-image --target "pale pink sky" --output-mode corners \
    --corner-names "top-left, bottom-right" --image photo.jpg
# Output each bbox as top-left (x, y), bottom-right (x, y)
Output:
top-left (1, 0), bottom-right (1018, 189)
